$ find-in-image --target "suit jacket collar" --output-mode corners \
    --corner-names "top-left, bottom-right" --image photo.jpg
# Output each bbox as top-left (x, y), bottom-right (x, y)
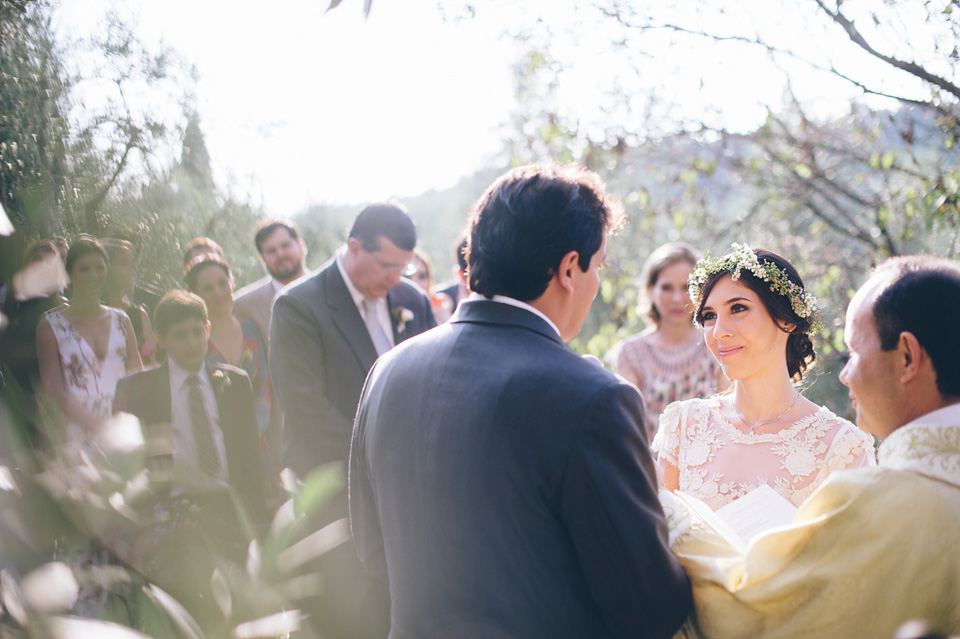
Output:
top-left (451, 299), bottom-right (566, 346)
top-left (148, 360), bottom-right (232, 423)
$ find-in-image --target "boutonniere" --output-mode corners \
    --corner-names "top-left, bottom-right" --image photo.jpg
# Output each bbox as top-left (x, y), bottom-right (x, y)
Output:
top-left (391, 306), bottom-right (415, 335)
top-left (211, 369), bottom-right (231, 394)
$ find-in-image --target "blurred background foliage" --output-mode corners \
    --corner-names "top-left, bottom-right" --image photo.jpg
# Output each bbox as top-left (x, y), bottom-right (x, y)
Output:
top-left (3, 0), bottom-right (959, 409)
top-left (1, 0), bottom-right (960, 633)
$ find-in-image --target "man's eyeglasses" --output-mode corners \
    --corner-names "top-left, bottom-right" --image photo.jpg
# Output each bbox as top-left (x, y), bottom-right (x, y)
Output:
top-left (372, 256), bottom-right (419, 277)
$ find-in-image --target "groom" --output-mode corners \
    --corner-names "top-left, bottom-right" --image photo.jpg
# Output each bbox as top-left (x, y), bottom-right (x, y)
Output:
top-left (349, 164), bottom-right (693, 638)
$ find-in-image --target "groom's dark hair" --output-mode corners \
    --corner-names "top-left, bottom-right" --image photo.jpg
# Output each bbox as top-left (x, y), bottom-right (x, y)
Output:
top-left (466, 163), bottom-right (622, 302)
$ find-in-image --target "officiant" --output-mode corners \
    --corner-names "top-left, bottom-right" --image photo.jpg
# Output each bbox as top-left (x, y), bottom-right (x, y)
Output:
top-left (664, 254), bottom-right (960, 639)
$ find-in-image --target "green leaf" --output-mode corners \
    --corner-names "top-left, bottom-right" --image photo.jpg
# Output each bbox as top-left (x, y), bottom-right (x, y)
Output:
top-left (880, 151), bottom-right (897, 170)
top-left (294, 462), bottom-right (345, 520)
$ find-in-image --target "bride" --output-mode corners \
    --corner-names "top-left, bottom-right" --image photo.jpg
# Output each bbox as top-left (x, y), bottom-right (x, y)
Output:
top-left (653, 244), bottom-right (875, 509)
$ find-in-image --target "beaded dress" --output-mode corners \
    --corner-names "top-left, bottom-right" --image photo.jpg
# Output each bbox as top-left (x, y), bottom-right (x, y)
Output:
top-left (607, 333), bottom-right (722, 437)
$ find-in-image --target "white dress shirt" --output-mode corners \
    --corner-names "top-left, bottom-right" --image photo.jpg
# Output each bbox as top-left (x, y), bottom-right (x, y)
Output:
top-left (336, 251), bottom-right (395, 349)
top-left (168, 358), bottom-right (230, 484)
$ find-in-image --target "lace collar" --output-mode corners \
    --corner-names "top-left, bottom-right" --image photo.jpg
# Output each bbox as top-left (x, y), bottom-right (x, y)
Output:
top-left (879, 404), bottom-right (960, 489)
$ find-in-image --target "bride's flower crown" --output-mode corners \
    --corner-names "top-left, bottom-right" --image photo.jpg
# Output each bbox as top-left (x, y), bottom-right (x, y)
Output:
top-left (688, 243), bottom-right (824, 333)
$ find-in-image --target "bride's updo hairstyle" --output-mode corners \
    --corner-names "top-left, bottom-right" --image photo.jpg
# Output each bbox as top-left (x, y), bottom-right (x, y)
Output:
top-left (693, 247), bottom-right (816, 383)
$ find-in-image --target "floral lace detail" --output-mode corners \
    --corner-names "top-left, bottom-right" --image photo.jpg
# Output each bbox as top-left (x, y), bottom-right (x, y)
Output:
top-left (653, 397), bottom-right (877, 510)
top-left (880, 419), bottom-right (960, 488)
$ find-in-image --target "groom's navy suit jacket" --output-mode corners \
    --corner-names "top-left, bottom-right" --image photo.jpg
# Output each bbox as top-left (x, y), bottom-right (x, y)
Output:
top-left (350, 299), bottom-right (693, 639)
top-left (270, 258), bottom-right (436, 480)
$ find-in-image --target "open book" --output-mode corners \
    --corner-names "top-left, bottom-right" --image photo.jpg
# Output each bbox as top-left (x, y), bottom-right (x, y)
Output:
top-left (673, 484), bottom-right (798, 552)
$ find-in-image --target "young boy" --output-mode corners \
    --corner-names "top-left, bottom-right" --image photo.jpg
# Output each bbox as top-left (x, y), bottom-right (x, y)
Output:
top-left (114, 290), bottom-right (268, 528)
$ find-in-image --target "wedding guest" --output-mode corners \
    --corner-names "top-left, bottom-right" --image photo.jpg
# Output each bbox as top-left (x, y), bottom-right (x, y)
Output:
top-left (0, 239), bottom-right (69, 458)
top-left (36, 236), bottom-right (141, 444)
top-left (233, 219), bottom-right (308, 353)
top-left (181, 236), bottom-right (224, 274)
top-left (270, 202), bottom-right (435, 639)
top-left (184, 256), bottom-right (272, 458)
top-left (409, 247), bottom-right (454, 323)
top-left (654, 244), bottom-right (875, 509)
top-left (102, 238), bottom-right (156, 366)
top-left (606, 242), bottom-right (725, 437)
top-left (0, 239), bottom-right (68, 394)
top-left (114, 290), bottom-right (268, 629)
top-left (664, 254), bottom-right (960, 639)
top-left (111, 227), bottom-right (164, 315)
top-left (350, 164), bottom-right (691, 639)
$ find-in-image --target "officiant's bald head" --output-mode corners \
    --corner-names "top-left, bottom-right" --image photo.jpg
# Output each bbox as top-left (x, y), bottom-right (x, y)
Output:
top-left (840, 255), bottom-right (960, 439)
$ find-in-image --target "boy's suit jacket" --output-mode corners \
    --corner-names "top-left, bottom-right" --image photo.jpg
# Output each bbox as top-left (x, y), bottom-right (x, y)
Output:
top-left (114, 361), bottom-right (269, 528)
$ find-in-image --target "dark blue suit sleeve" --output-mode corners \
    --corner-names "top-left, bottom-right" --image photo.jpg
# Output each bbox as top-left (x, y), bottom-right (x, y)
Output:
top-left (560, 382), bottom-right (692, 639)
top-left (348, 373), bottom-right (388, 583)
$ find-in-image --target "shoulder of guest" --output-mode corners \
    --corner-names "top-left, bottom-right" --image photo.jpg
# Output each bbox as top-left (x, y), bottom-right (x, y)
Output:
top-left (277, 265), bottom-right (327, 299)
top-left (614, 326), bottom-right (660, 351)
top-left (40, 304), bottom-right (64, 320)
top-left (238, 274), bottom-right (275, 297)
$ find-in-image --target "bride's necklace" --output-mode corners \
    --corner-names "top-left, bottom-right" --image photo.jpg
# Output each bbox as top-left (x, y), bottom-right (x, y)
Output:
top-left (735, 392), bottom-right (801, 434)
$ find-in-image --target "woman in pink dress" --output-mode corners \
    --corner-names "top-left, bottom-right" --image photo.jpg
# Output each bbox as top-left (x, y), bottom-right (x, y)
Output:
top-left (653, 244), bottom-right (875, 509)
top-left (606, 242), bottom-right (724, 438)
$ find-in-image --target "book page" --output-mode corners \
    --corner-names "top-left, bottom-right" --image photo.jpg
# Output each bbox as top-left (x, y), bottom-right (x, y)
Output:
top-left (673, 491), bottom-right (749, 552)
top-left (716, 484), bottom-right (797, 545)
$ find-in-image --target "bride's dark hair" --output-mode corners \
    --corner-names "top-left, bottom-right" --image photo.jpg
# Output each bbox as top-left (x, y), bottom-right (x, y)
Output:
top-left (694, 248), bottom-right (816, 383)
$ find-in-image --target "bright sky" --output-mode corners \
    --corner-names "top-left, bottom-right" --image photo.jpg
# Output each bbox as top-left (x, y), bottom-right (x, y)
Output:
top-left (54, 0), bottom-right (518, 216)
top-left (51, 0), bottom-right (935, 217)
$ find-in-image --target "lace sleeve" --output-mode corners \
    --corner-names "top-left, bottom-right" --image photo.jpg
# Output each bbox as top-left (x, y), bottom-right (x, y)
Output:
top-left (824, 422), bottom-right (878, 472)
top-left (652, 401), bottom-right (683, 465)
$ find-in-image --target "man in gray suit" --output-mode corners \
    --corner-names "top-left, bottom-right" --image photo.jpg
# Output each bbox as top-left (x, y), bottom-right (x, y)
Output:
top-left (233, 219), bottom-right (308, 348)
top-left (270, 203), bottom-right (435, 639)
top-left (350, 165), bottom-right (691, 638)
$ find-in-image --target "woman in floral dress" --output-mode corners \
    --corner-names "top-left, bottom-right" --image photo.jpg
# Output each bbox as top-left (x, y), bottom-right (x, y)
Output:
top-left (653, 244), bottom-right (875, 509)
top-left (35, 235), bottom-right (143, 620)
top-left (37, 236), bottom-right (142, 444)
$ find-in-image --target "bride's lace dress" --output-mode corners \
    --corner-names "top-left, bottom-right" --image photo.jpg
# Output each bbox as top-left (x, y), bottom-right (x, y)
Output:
top-left (652, 397), bottom-right (876, 509)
